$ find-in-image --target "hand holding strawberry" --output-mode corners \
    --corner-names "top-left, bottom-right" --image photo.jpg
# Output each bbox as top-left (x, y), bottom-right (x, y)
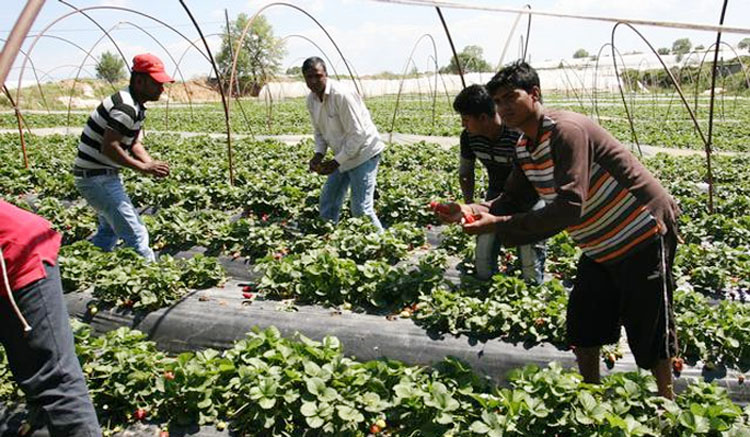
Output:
top-left (462, 212), bottom-right (510, 235)
top-left (428, 201), bottom-right (472, 224)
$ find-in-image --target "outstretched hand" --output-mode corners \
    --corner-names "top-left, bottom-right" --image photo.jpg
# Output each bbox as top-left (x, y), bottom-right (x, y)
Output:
top-left (462, 212), bottom-right (510, 235)
top-left (143, 160), bottom-right (170, 178)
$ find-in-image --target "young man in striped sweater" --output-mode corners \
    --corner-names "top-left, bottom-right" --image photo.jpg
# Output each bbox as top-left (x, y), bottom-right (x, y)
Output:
top-left (445, 61), bottom-right (681, 398)
top-left (73, 54), bottom-right (172, 261)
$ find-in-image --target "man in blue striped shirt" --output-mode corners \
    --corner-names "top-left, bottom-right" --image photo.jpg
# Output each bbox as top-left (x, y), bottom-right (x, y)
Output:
top-left (73, 53), bottom-right (172, 261)
top-left (453, 84), bottom-right (545, 284)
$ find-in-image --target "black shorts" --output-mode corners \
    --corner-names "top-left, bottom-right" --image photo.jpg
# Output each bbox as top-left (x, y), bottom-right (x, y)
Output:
top-left (567, 230), bottom-right (678, 369)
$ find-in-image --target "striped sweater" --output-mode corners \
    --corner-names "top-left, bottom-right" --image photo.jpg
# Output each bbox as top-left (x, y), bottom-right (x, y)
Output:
top-left (74, 87), bottom-right (145, 170)
top-left (489, 109), bottom-right (679, 265)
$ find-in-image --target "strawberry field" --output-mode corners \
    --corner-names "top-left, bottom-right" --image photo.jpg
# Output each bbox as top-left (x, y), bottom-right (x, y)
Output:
top-left (3, 92), bottom-right (750, 152)
top-left (1, 113), bottom-right (750, 435)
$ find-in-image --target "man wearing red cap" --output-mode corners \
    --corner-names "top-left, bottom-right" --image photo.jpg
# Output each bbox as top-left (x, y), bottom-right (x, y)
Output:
top-left (73, 53), bottom-right (173, 261)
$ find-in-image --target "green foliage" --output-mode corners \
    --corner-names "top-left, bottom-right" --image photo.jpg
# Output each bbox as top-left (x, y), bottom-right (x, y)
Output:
top-left (739, 37), bottom-right (750, 53)
top-left (573, 48), bottom-right (589, 59)
top-left (58, 241), bottom-right (226, 311)
top-left (7, 323), bottom-right (750, 435)
top-left (672, 38), bottom-right (692, 55)
top-left (215, 14), bottom-right (286, 96)
top-left (95, 51), bottom-right (126, 84)
top-left (285, 65), bottom-right (302, 76)
top-left (440, 45), bottom-right (492, 74)
top-left (657, 47), bottom-right (671, 55)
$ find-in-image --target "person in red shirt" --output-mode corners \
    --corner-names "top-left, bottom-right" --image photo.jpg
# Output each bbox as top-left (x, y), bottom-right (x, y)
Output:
top-left (0, 200), bottom-right (101, 436)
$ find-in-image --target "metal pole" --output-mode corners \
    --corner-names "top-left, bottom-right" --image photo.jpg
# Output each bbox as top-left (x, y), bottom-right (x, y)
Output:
top-left (179, 0), bottom-right (235, 186)
top-left (435, 7), bottom-right (465, 88)
top-left (3, 85), bottom-right (29, 168)
top-left (705, 0), bottom-right (728, 214)
top-left (0, 0), bottom-right (45, 85)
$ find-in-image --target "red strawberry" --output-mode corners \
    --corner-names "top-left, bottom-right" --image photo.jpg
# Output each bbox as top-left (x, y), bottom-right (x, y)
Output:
top-left (428, 201), bottom-right (452, 214)
top-left (273, 252), bottom-right (283, 260)
top-left (605, 353), bottom-right (616, 370)
top-left (134, 408), bottom-right (147, 421)
top-left (462, 213), bottom-right (480, 224)
top-left (242, 285), bottom-right (252, 292)
top-left (163, 371), bottom-right (175, 381)
top-left (159, 431), bottom-right (169, 437)
top-left (242, 292), bottom-right (254, 299)
top-left (672, 357), bottom-right (684, 375)
top-left (261, 213), bottom-right (269, 222)
top-left (369, 423), bottom-right (382, 434)
top-left (738, 374), bottom-right (745, 385)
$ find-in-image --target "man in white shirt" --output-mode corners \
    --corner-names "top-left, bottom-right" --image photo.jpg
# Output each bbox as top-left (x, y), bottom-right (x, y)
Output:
top-left (303, 57), bottom-right (385, 230)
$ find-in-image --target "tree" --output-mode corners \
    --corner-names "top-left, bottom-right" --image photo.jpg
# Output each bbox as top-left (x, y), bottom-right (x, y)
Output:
top-left (695, 45), bottom-right (705, 51)
top-left (95, 51), bottom-right (126, 84)
top-left (285, 66), bottom-right (302, 76)
top-left (572, 48), bottom-right (589, 59)
top-left (657, 47), bottom-right (670, 55)
top-left (739, 37), bottom-right (750, 53)
top-left (440, 45), bottom-right (491, 74)
top-left (672, 38), bottom-right (692, 61)
top-left (216, 14), bottom-right (286, 96)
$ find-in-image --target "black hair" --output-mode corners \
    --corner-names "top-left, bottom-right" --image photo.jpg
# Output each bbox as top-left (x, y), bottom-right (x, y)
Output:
top-left (302, 57), bottom-right (326, 74)
top-left (452, 84), bottom-right (495, 118)
top-left (486, 60), bottom-right (540, 97)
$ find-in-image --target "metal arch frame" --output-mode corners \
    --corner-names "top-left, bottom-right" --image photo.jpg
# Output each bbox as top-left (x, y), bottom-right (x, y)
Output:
top-left (224, 1), bottom-right (362, 170)
top-left (497, 4), bottom-right (533, 68)
top-left (557, 60), bottom-right (586, 112)
top-left (18, 4), bottom-right (212, 113)
top-left (280, 34), bottom-right (342, 81)
top-left (330, 57), bottom-right (365, 99)
top-left (692, 41), bottom-right (750, 115)
top-left (610, 22), bottom-right (714, 205)
top-left (116, 21), bottom-right (195, 131)
top-left (178, 0), bottom-right (234, 185)
top-left (263, 34), bottom-right (344, 132)
top-left (228, 3), bottom-right (361, 110)
top-left (15, 4), bottom-right (216, 164)
top-left (172, 33), bottom-right (228, 126)
top-left (593, 43), bottom-right (632, 125)
top-left (389, 33), bottom-right (439, 141)
top-left (0, 37), bottom-right (51, 114)
top-left (63, 22), bottom-right (121, 135)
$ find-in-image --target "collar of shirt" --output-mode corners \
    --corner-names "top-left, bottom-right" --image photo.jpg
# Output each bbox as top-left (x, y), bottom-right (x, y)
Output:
top-left (519, 114), bottom-right (556, 151)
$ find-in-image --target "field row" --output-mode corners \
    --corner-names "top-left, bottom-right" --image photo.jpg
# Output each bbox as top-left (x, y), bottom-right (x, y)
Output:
top-left (2, 92), bottom-right (750, 151)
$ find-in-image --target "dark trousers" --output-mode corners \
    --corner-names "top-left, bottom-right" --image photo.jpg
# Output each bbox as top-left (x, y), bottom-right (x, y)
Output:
top-left (0, 263), bottom-right (101, 437)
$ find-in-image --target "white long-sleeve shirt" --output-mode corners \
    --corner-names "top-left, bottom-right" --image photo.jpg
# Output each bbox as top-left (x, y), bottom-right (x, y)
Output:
top-left (306, 80), bottom-right (385, 172)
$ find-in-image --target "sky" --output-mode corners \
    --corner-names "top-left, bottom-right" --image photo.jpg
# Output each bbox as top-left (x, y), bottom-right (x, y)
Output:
top-left (2, 0), bottom-right (750, 87)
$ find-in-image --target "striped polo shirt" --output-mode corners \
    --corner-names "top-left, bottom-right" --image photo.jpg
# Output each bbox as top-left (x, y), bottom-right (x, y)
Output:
top-left (460, 127), bottom-right (520, 199)
top-left (515, 112), bottom-right (662, 264)
top-left (74, 87), bottom-right (145, 170)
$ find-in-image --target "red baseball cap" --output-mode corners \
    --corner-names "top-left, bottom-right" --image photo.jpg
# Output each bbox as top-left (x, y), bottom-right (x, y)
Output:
top-left (132, 53), bottom-right (174, 83)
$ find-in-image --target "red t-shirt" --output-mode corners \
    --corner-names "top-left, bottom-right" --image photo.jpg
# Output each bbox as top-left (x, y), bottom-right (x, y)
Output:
top-left (0, 200), bottom-right (62, 297)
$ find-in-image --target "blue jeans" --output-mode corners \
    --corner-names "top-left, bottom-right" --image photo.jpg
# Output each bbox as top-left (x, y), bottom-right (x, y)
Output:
top-left (475, 199), bottom-right (547, 284)
top-left (319, 154), bottom-right (383, 230)
top-left (75, 173), bottom-right (155, 261)
top-left (0, 264), bottom-right (102, 436)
